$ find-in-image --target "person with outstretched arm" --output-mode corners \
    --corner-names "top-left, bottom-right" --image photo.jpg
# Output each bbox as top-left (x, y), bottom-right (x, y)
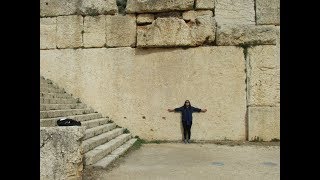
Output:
top-left (168, 100), bottom-right (207, 144)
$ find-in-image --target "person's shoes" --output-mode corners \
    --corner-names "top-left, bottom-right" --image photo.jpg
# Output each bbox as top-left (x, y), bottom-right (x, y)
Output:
top-left (187, 139), bottom-right (191, 143)
top-left (184, 139), bottom-right (187, 144)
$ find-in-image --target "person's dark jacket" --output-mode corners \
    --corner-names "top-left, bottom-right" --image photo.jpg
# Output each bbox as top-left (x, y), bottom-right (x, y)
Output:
top-left (174, 106), bottom-right (201, 125)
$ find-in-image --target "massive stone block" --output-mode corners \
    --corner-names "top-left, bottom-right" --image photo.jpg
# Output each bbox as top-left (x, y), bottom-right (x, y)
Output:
top-left (182, 10), bottom-right (213, 22)
top-left (137, 14), bottom-right (155, 25)
top-left (57, 15), bottom-right (83, 48)
top-left (195, 0), bottom-right (215, 10)
top-left (137, 16), bottom-right (215, 47)
top-left (216, 25), bottom-right (277, 46)
top-left (106, 15), bottom-right (137, 47)
top-left (40, 46), bottom-right (247, 140)
top-left (40, 17), bottom-right (57, 49)
top-left (256, 0), bottom-right (280, 25)
top-left (248, 106), bottom-right (280, 141)
top-left (215, 0), bottom-right (255, 25)
top-left (40, 0), bottom-right (78, 17)
top-left (126, 0), bottom-right (194, 13)
top-left (137, 18), bottom-right (191, 47)
top-left (40, 127), bottom-right (85, 180)
top-left (247, 45), bottom-right (280, 106)
top-left (190, 14), bottom-right (216, 45)
top-left (83, 15), bottom-right (106, 48)
top-left (77, 0), bottom-right (117, 15)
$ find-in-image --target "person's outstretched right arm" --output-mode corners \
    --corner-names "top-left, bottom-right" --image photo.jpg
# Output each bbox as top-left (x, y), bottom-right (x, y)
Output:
top-left (168, 107), bottom-right (183, 112)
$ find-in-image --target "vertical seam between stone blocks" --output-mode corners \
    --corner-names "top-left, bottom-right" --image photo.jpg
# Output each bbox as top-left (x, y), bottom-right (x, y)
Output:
top-left (55, 17), bottom-right (58, 49)
top-left (135, 13), bottom-right (138, 48)
top-left (244, 47), bottom-right (249, 141)
top-left (254, 0), bottom-right (257, 25)
top-left (82, 15), bottom-right (85, 48)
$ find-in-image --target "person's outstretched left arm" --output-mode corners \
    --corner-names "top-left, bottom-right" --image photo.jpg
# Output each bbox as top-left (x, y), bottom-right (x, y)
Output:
top-left (192, 107), bottom-right (207, 112)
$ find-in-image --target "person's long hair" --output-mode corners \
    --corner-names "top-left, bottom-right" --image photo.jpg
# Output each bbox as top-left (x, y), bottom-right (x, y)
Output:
top-left (183, 100), bottom-right (191, 109)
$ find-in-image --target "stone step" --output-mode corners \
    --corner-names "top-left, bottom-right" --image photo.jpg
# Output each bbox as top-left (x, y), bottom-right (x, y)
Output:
top-left (40, 103), bottom-right (87, 111)
top-left (40, 108), bottom-right (94, 119)
top-left (84, 123), bottom-right (117, 140)
top-left (40, 97), bottom-right (78, 104)
top-left (81, 118), bottom-right (110, 129)
top-left (40, 87), bottom-right (66, 93)
top-left (40, 92), bottom-right (73, 99)
top-left (40, 113), bottom-right (104, 127)
top-left (84, 133), bottom-right (132, 166)
top-left (82, 128), bottom-right (124, 153)
top-left (92, 138), bottom-right (137, 169)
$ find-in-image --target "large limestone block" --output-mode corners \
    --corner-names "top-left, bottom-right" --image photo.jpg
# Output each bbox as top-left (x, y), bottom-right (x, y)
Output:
top-left (137, 16), bottom-right (215, 47)
top-left (78, 0), bottom-right (117, 15)
top-left (57, 15), bottom-right (83, 48)
top-left (182, 10), bottom-right (213, 22)
top-left (40, 127), bottom-right (85, 180)
top-left (40, 17), bottom-right (56, 49)
top-left (83, 15), bottom-right (106, 48)
top-left (106, 15), bottom-right (137, 47)
top-left (247, 45), bottom-right (280, 106)
top-left (137, 14), bottom-right (155, 25)
top-left (256, 0), bottom-right (280, 25)
top-left (248, 106), bottom-right (280, 141)
top-left (195, 0), bottom-right (215, 10)
top-left (40, 0), bottom-right (77, 17)
top-left (190, 14), bottom-right (216, 45)
top-left (126, 0), bottom-right (194, 13)
top-left (40, 46), bottom-right (247, 140)
top-left (215, 0), bottom-right (255, 25)
top-left (216, 25), bottom-right (277, 46)
top-left (137, 18), bottom-right (191, 47)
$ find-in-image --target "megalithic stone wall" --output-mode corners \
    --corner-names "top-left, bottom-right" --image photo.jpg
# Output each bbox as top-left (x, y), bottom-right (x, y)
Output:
top-left (40, 0), bottom-right (280, 141)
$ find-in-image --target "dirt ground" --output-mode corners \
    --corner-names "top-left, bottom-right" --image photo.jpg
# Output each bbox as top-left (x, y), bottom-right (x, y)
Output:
top-left (83, 141), bottom-right (280, 180)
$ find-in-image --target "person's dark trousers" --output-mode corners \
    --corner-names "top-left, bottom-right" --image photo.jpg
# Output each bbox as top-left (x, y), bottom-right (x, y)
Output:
top-left (182, 121), bottom-right (192, 140)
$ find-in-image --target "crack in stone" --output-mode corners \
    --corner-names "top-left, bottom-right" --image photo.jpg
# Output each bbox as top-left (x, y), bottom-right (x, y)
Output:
top-left (41, 135), bottom-right (52, 148)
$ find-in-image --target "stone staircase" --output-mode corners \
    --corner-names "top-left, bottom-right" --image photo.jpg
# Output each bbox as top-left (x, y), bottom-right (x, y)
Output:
top-left (40, 76), bottom-right (137, 169)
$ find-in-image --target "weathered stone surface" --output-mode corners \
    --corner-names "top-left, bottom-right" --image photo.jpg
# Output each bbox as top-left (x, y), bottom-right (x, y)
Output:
top-left (155, 11), bottom-right (183, 19)
top-left (248, 106), bottom-right (280, 141)
top-left (137, 14), bottom-right (155, 25)
top-left (40, 46), bottom-right (246, 140)
top-left (182, 10), bottom-right (213, 22)
top-left (216, 25), bottom-right (277, 45)
top-left (195, 0), bottom-right (215, 10)
top-left (40, 0), bottom-right (77, 17)
top-left (40, 17), bottom-right (56, 49)
top-left (57, 15), bottom-right (83, 48)
top-left (137, 18), bottom-right (191, 47)
top-left (77, 0), bottom-right (117, 15)
top-left (83, 15), bottom-right (106, 48)
top-left (126, 0), bottom-right (194, 13)
top-left (40, 126), bottom-right (85, 180)
top-left (247, 45), bottom-right (280, 106)
top-left (190, 15), bottom-right (216, 45)
top-left (137, 16), bottom-right (215, 47)
top-left (215, 0), bottom-right (255, 25)
top-left (256, 0), bottom-right (280, 25)
top-left (106, 15), bottom-right (137, 47)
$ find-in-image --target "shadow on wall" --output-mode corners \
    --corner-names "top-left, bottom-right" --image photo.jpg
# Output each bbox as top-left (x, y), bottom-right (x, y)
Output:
top-left (135, 47), bottom-right (192, 56)
top-left (117, 0), bottom-right (127, 14)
